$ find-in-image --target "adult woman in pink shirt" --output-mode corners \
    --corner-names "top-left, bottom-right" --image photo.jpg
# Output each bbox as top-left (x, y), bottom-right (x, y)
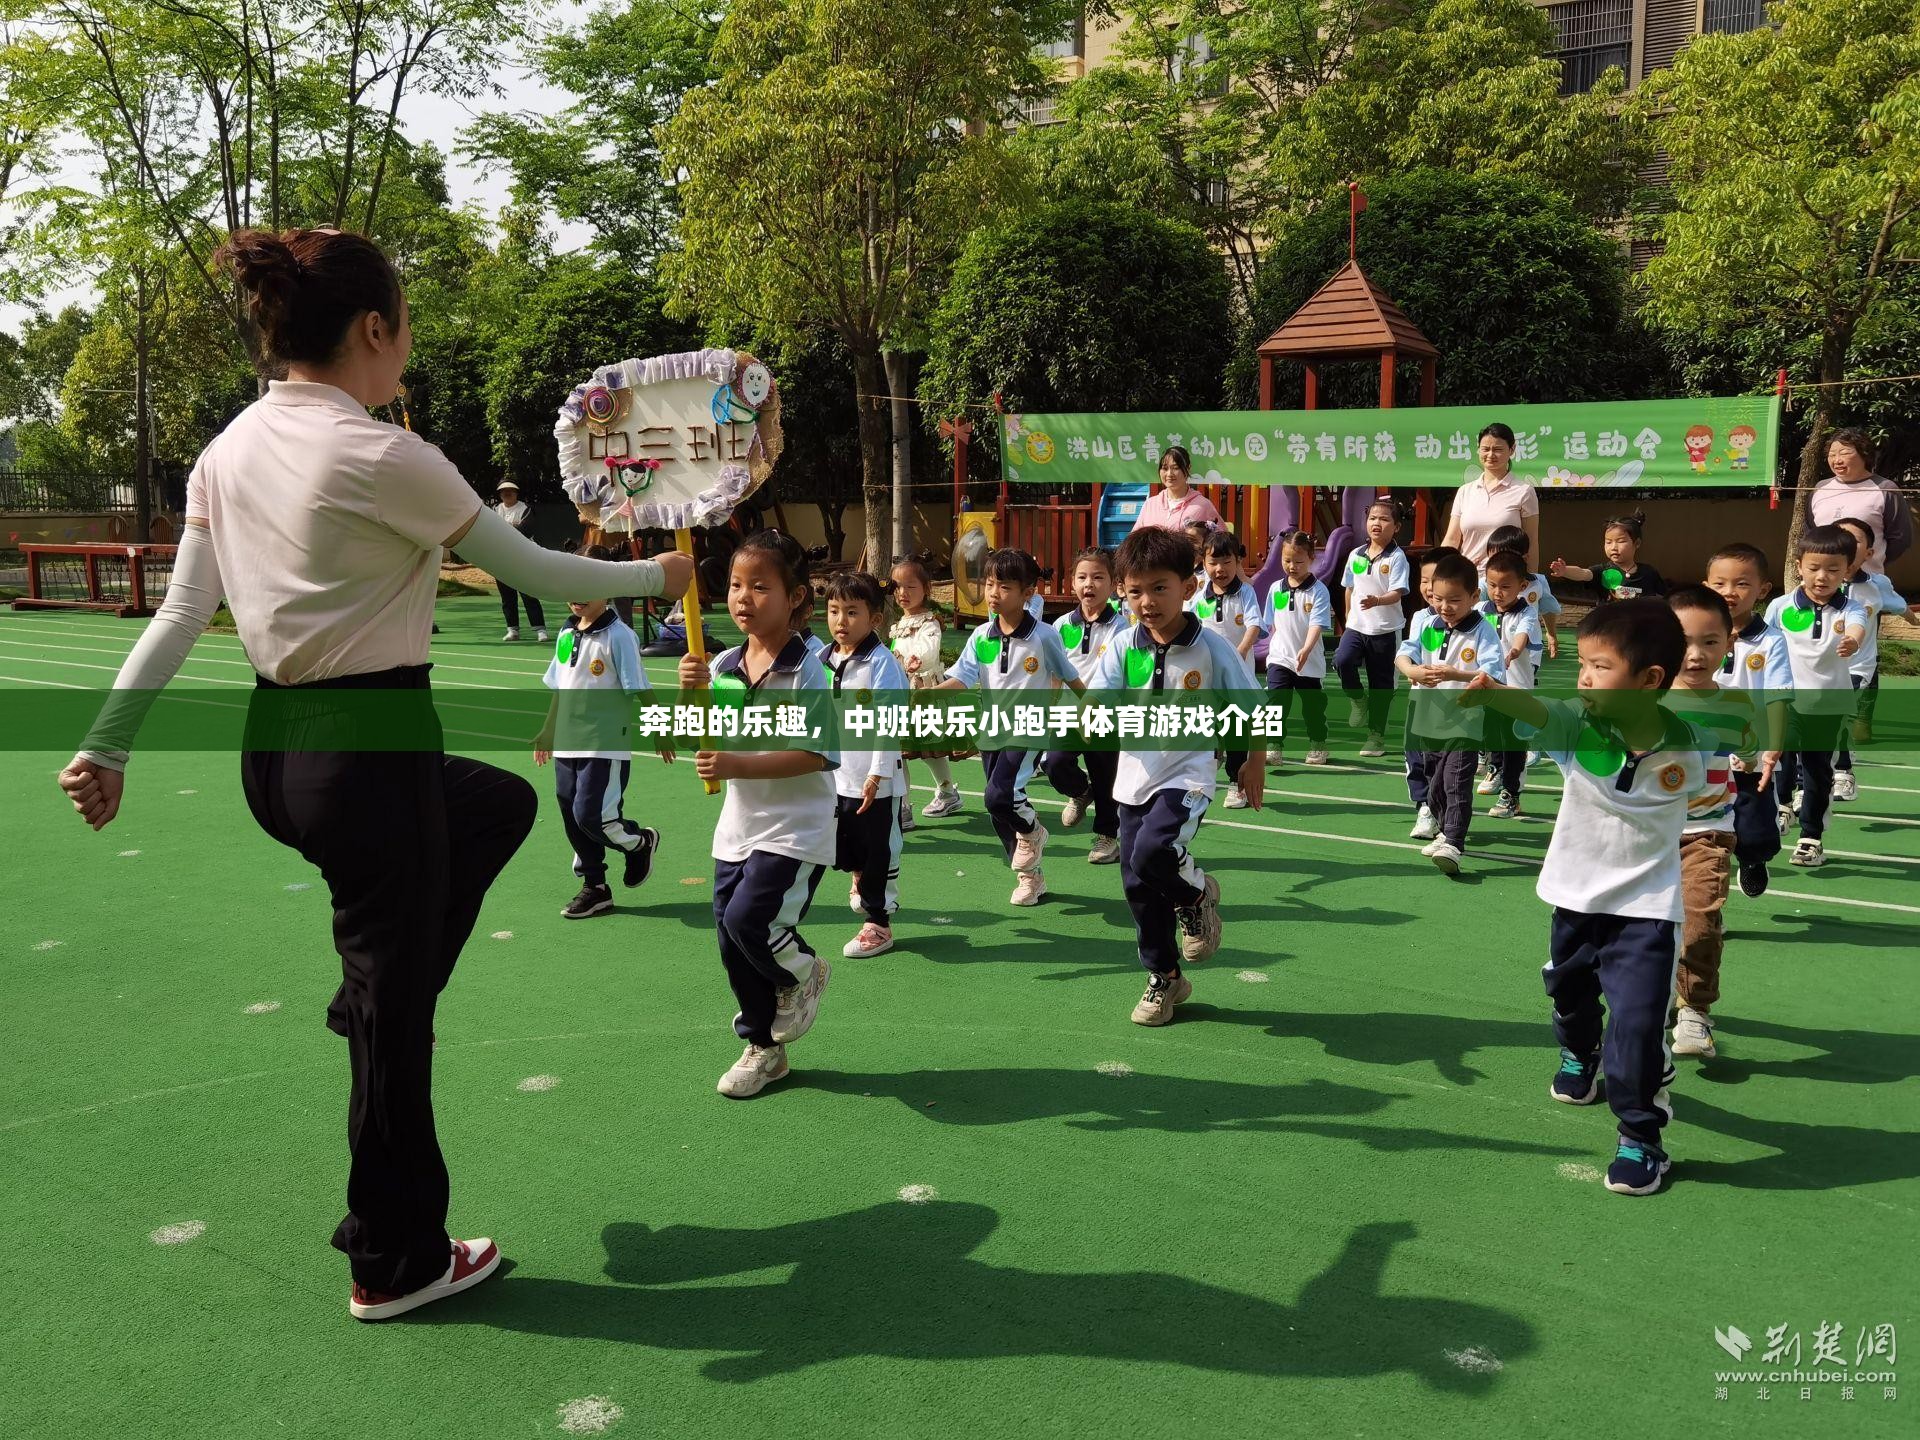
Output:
top-left (1441, 423), bottom-right (1539, 567)
top-left (1132, 445), bottom-right (1222, 534)
top-left (1801, 427), bottom-right (1911, 575)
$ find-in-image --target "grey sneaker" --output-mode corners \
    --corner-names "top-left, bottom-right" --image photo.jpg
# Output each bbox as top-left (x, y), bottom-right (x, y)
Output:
top-left (1358, 733), bottom-right (1387, 757)
top-left (921, 783), bottom-right (964, 818)
top-left (770, 957), bottom-right (830, 1044)
top-left (1087, 834), bottom-right (1121, 865)
top-left (1175, 874), bottom-right (1222, 964)
top-left (1428, 839), bottom-right (1462, 875)
top-left (1488, 791), bottom-right (1521, 820)
top-left (1789, 838), bottom-right (1825, 868)
top-left (1130, 971), bottom-right (1193, 1027)
top-left (717, 1042), bottom-right (789, 1098)
top-left (1060, 792), bottom-right (1090, 828)
top-left (1409, 805), bottom-right (1438, 841)
top-left (898, 795), bottom-right (916, 833)
top-left (1672, 1006), bottom-right (1716, 1059)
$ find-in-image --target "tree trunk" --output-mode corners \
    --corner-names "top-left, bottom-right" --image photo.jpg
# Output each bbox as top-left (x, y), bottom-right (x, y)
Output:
top-left (851, 345), bottom-right (892, 574)
top-left (883, 349), bottom-right (913, 562)
top-left (133, 271), bottom-right (153, 546)
top-left (1783, 327), bottom-right (1851, 564)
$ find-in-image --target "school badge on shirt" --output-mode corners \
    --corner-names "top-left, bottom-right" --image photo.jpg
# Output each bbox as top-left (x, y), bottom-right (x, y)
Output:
top-left (589, 658), bottom-right (606, 676)
top-left (1658, 764), bottom-right (1686, 792)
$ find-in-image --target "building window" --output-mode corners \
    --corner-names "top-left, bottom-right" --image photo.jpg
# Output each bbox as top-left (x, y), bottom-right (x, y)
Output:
top-left (1189, 176), bottom-right (1229, 208)
top-left (1545, 0), bottom-right (1633, 95)
top-left (1037, 14), bottom-right (1084, 60)
top-left (1702, 0), bottom-right (1767, 34)
top-left (1013, 94), bottom-right (1060, 127)
top-left (1174, 33), bottom-right (1230, 98)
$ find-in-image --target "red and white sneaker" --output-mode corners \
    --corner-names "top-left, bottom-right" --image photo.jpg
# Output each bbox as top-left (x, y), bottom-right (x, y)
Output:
top-left (349, 1237), bottom-right (501, 1321)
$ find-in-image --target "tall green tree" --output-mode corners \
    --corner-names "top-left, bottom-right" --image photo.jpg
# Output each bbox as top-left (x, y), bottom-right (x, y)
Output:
top-left (1637, 0), bottom-right (1920, 543)
top-left (662, 0), bottom-right (1069, 569)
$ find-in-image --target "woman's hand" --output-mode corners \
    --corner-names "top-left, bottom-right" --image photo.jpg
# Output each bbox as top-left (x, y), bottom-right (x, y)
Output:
top-left (652, 550), bottom-right (694, 598)
top-left (59, 756), bottom-right (124, 830)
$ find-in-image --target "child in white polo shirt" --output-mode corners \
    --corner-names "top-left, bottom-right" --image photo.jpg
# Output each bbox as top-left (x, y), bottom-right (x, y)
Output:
top-left (1190, 529), bottom-right (1267, 806)
top-left (1466, 599), bottom-right (1715, 1196)
top-left (938, 548), bottom-right (1082, 905)
top-left (1090, 525), bottom-right (1264, 1027)
top-left (1704, 542), bottom-right (1791, 897)
top-left (1832, 516), bottom-right (1918, 801)
top-left (1335, 497), bottom-right (1411, 757)
top-left (1044, 545), bottom-right (1128, 864)
top-left (1394, 551), bottom-right (1506, 874)
top-left (1265, 529), bottom-right (1335, 767)
top-left (822, 570), bottom-right (910, 960)
top-left (1481, 548), bottom-right (1543, 820)
top-left (1765, 525), bottom-right (1869, 869)
top-left (678, 531), bottom-right (839, 1100)
top-left (533, 547), bottom-right (665, 920)
top-left (1404, 546), bottom-right (1460, 840)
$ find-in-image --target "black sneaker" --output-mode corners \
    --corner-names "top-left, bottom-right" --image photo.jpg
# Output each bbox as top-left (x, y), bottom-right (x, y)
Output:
top-left (1604, 1138), bottom-right (1671, 1195)
top-left (562, 883), bottom-right (614, 920)
top-left (1549, 1047), bottom-right (1601, 1105)
top-left (623, 828), bottom-right (661, 889)
top-left (1737, 860), bottom-right (1769, 898)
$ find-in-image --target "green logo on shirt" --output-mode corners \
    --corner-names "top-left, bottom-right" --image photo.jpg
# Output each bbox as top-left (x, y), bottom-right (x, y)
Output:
top-left (1574, 724), bottom-right (1626, 777)
top-left (1195, 598), bottom-right (1218, 620)
top-left (1351, 555), bottom-right (1370, 576)
top-left (1123, 647), bottom-right (1154, 687)
top-left (1780, 605), bottom-right (1816, 633)
top-left (1419, 625), bottom-right (1445, 652)
top-left (1600, 567), bottom-right (1625, 592)
top-left (973, 635), bottom-right (1003, 666)
top-left (711, 673), bottom-right (748, 707)
top-left (1058, 621), bottom-right (1084, 651)
top-left (557, 630), bottom-right (576, 664)
top-left (1272, 589), bottom-right (1290, 611)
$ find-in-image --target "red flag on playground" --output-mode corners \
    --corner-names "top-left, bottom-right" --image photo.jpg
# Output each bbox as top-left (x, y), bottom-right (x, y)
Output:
top-left (1350, 182), bottom-right (1368, 216)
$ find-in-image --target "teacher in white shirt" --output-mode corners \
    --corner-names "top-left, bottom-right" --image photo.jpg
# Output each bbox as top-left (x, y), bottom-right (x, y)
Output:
top-left (58, 226), bottom-right (691, 1324)
top-left (1441, 422), bottom-right (1539, 567)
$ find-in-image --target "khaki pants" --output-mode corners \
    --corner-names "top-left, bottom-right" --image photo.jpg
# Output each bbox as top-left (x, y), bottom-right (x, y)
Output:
top-left (1677, 830), bottom-right (1733, 1012)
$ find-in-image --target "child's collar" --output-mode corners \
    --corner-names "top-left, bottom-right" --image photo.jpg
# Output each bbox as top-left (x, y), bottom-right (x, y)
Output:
top-left (993, 611), bottom-right (1039, 640)
top-left (1131, 614), bottom-right (1202, 650)
top-left (717, 634), bottom-right (810, 679)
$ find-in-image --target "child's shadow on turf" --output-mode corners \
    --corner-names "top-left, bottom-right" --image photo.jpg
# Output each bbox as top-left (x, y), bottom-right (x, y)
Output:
top-left (1678, 1095), bottom-right (1920, 1192)
top-left (462, 1207), bottom-right (1534, 1390)
top-left (1731, 912), bottom-right (1918, 952)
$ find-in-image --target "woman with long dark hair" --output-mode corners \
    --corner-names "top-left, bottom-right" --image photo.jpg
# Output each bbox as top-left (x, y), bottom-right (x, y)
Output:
top-left (57, 227), bottom-right (691, 1322)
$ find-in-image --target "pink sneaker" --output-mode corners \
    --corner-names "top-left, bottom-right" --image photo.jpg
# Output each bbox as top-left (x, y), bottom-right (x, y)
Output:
top-left (1010, 821), bottom-right (1049, 872)
top-left (842, 922), bottom-right (894, 958)
top-left (349, 1237), bottom-right (501, 1321)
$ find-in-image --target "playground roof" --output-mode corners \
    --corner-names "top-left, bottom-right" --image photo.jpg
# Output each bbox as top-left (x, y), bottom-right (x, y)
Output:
top-left (1256, 259), bottom-right (1439, 362)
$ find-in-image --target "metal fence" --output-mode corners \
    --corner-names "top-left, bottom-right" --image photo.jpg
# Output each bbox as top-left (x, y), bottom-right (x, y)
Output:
top-left (0, 471), bottom-right (139, 513)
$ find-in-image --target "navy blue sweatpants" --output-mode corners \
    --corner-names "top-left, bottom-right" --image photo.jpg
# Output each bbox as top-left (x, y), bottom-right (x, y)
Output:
top-left (1773, 710), bottom-right (1844, 840)
top-left (554, 757), bottom-right (643, 885)
top-left (713, 853), bottom-right (825, 1047)
top-left (981, 747), bottom-right (1042, 862)
top-left (1117, 788), bottom-right (1210, 975)
top-left (1041, 748), bottom-right (1119, 838)
top-left (1730, 769), bottom-right (1781, 867)
top-left (1333, 629), bottom-right (1398, 735)
top-left (1544, 908), bottom-right (1677, 1149)
top-left (834, 793), bottom-right (902, 926)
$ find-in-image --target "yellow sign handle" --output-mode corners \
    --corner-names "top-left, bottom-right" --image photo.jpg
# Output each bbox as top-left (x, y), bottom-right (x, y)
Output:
top-left (677, 528), bottom-right (722, 796)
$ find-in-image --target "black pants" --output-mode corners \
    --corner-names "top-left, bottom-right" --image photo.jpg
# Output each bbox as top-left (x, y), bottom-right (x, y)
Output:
top-left (1041, 748), bottom-right (1119, 838)
top-left (1332, 629), bottom-right (1397, 734)
top-left (713, 853), bottom-right (824, 1046)
top-left (240, 672), bottom-right (537, 1294)
top-left (1731, 770), bottom-right (1782, 867)
top-left (835, 793), bottom-right (902, 925)
top-left (1835, 674), bottom-right (1872, 770)
top-left (1422, 748), bottom-right (1478, 845)
top-left (499, 584), bottom-right (546, 631)
top-left (1118, 788), bottom-right (1209, 975)
top-left (1404, 745), bottom-right (1429, 808)
top-left (1266, 666), bottom-right (1327, 745)
top-left (554, 756), bottom-right (643, 885)
top-left (1773, 711), bottom-right (1844, 840)
top-left (1545, 908), bottom-right (1677, 1149)
top-left (980, 748), bottom-right (1041, 861)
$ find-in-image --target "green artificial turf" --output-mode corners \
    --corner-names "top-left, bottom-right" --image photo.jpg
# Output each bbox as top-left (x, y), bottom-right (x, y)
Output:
top-left (0, 598), bottom-right (1915, 1438)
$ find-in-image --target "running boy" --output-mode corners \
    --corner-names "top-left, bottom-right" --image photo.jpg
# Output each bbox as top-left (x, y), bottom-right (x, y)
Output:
top-left (1045, 546), bottom-right (1128, 863)
top-left (1334, 497), bottom-right (1410, 757)
top-left (1465, 599), bottom-right (1714, 1195)
top-left (1091, 526), bottom-right (1264, 1026)
top-left (823, 571), bottom-right (910, 960)
top-left (1191, 530), bottom-right (1267, 806)
top-left (533, 555), bottom-right (665, 919)
top-left (1481, 549), bottom-right (1543, 819)
top-left (939, 548), bottom-right (1082, 905)
top-left (1404, 546), bottom-right (1460, 840)
top-left (1832, 517), bottom-right (1918, 801)
top-left (1704, 542), bottom-right (1791, 896)
top-left (1395, 551), bottom-right (1506, 873)
top-left (1265, 529), bottom-right (1334, 767)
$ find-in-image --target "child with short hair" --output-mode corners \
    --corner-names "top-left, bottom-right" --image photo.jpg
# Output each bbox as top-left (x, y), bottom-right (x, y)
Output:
top-left (1044, 546), bottom-right (1127, 863)
top-left (1191, 530), bottom-right (1267, 806)
top-left (1265, 529), bottom-right (1334, 767)
top-left (1092, 526), bottom-right (1264, 1026)
top-left (1549, 510), bottom-right (1666, 601)
top-left (1704, 542), bottom-right (1790, 897)
top-left (938, 548), bottom-right (1082, 905)
top-left (1832, 516), bottom-right (1918, 801)
top-left (533, 549), bottom-right (667, 919)
top-left (1334, 497), bottom-right (1410, 757)
top-left (1395, 551), bottom-right (1506, 873)
top-left (1467, 599), bottom-right (1716, 1195)
top-left (1182, 520), bottom-right (1215, 581)
top-left (1482, 548), bottom-right (1543, 819)
top-left (1664, 585), bottom-right (1763, 1062)
top-left (1405, 545), bottom-right (1460, 840)
top-left (678, 531), bottom-right (839, 1099)
top-left (1765, 525), bottom-right (1869, 868)
top-left (1481, 523), bottom-right (1561, 660)
top-left (889, 558), bottom-right (965, 822)
top-left (823, 570), bottom-right (911, 960)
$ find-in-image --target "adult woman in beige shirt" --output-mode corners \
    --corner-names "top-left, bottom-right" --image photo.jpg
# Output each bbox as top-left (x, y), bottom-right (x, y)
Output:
top-left (57, 228), bottom-right (691, 1323)
top-left (1441, 423), bottom-right (1539, 567)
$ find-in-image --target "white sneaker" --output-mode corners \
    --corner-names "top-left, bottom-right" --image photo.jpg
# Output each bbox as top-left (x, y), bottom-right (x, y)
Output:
top-left (1060, 792), bottom-right (1089, 828)
top-left (1418, 837), bottom-right (1442, 857)
top-left (717, 1042), bottom-right (789, 1098)
top-left (1175, 873), bottom-right (1223, 964)
top-left (770, 957), bottom-right (829, 1044)
top-left (1776, 803), bottom-right (1795, 832)
top-left (1789, 838), bottom-right (1825, 868)
top-left (1672, 1006), bottom-right (1716, 1059)
top-left (1358, 733), bottom-right (1386, 757)
top-left (1833, 769), bottom-right (1858, 802)
top-left (535, 628), bottom-right (550, 644)
top-left (1303, 749), bottom-right (1330, 766)
top-left (1527, 750), bottom-right (1545, 768)
top-left (843, 922), bottom-right (893, 959)
top-left (349, 1237), bottom-right (502, 1321)
top-left (848, 877), bottom-right (864, 914)
top-left (1428, 839), bottom-right (1462, 875)
top-left (1476, 770), bottom-right (1499, 795)
top-left (922, 783), bottom-right (964, 818)
top-left (1087, 834), bottom-right (1120, 865)
top-left (501, 628), bottom-right (520, 642)
top-left (1488, 791), bottom-right (1521, 820)
top-left (1409, 805), bottom-right (1438, 841)
top-left (898, 796), bottom-right (916, 832)
top-left (1010, 869), bottom-right (1048, 906)
top-left (1011, 822), bottom-right (1049, 872)
top-left (1223, 783), bottom-right (1248, 809)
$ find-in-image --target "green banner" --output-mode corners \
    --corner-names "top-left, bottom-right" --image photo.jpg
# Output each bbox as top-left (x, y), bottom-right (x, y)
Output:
top-left (1000, 396), bottom-right (1781, 491)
